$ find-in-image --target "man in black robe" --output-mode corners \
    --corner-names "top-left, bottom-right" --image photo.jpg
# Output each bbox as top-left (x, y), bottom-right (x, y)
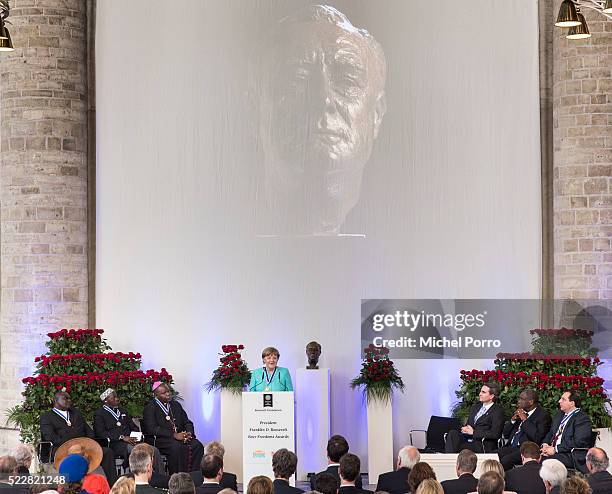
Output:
top-left (142, 382), bottom-right (204, 474)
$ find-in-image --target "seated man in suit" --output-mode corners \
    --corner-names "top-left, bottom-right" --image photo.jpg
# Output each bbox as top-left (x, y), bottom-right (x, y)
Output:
top-left (497, 389), bottom-right (551, 470)
top-left (440, 449), bottom-right (478, 494)
top-left (272, 449), bottom-right (303, 494)
top-left (195, 455), bottom-right (223, 494)
top-left (376, 446), bottom-right (419, 494)
top-left (94, 388), bottom-right (165, 473)
top-left (540, 391), bottom-right (592, 472)
top-left (538, 459), bottom-right (566, 494)
top-left (314, 473), bottom-right (340, 494)
top-left (338, 454), bottom-right (370, 494)
top-left (505, 442), bottom-right (545, 494)
top-left (310, 435), bottom-right (363, 490)
top-left (445, 382), bottom-right (505, 453)
top-left (130, 448), bottom-right (164, 494)
top-left (586, 447), bottom-right (612, 494)
top-left (142, 382), bottom-right (204, 474)
top-left (39, 390), bottom-right (116, 485)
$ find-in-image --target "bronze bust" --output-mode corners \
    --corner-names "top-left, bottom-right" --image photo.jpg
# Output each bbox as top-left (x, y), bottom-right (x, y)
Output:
top-left (306, 341), bottom-right (321, 369)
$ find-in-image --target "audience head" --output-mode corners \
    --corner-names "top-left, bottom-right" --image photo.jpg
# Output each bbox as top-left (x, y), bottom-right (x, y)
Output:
top-left (560, 475), bottom-right (591, 494)
top-left (339, 453), bottom-right (360, 484)
top-left (480, 459), bottom-right (505, 479)
top-left (559, 391), bottom-right (581, 413)
top-left (415, 479), bottom-right (443, 494)
top-left (201, 454), bottom-right (223, 481)
top-left (169, 473), bottom-right (196, 494)
top-left (246, 476), bottom-right (273, 494)
top-left (11, 444), bottom-right (33, 469)
top-left (204, 441), bottom-right (226, 459)
top-left (109, 476), bottom-right (136, 494)
top-left (58, 454), bottom-right (89, 494)
top-left (132, 442), bottom-right (155, 461)
top-left (407, 462), bottom-right (436, 494)
top-left (586, 447), bottom-right (609, 473)
top-left (0, 456), bottom-right (18, 480)
top-left (540, 459), bottom-right (568, 490)
top-left (397, 446), bottom-right (420, 470)
top-left (129, 448), bottom-right (153, 479)
top-left (218, 490), bottom-right (237, 494)
top-left (314, 472), bottom-right (340, 494)
top-left (520, 441), bottom-right (541, 463)
top-left (455, 449), bottom-right (477, 475)
top-left (272, 449), bottom-right (298, 480)
top-left (477, 471), bottom-right (504, 494)
top-left (480, 382), bottom-right (500, 403)
top-left (327, 435), bottom-right (350, 463)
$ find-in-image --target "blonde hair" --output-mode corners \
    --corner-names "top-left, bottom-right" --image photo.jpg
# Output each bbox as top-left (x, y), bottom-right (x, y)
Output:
top-left (247, 476), bottom-right (273, 494)
top-left (110, 477), bottom-right (135, 494)
top-left (261, 347), bottom-right (280, 359)
top-left (415, 479), bottom-right (443, 494)
top-left (481, 459), bottom-right (505, 479)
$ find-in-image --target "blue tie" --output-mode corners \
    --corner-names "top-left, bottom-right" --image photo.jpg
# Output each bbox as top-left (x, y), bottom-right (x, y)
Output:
top-left (474, 405), bottom-right (486, 422)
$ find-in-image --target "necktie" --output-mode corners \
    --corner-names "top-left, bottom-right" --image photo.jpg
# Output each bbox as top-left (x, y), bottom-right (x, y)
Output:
top-left (511, 422), bottom-right (523, 447)
top-left (474, 405), bottom-right (486, 422)
top-left (552, 412), bottom-right (575, 446)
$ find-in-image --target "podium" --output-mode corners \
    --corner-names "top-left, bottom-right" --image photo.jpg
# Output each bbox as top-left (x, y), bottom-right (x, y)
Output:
top-left (242, 392), bottom-right (295, 483)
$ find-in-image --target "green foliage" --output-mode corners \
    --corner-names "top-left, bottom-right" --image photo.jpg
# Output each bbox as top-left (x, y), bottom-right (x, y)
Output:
top-left (7, 329), bottom-right (174, 444)
top-left (530, 329), bottom-right (596, 357)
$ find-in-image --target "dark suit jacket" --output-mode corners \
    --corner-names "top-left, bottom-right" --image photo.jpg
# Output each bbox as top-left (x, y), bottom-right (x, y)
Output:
top-left (505, 460), bottom-right (546, 494)
top-left (440, 473), bottom-right (478, 494)
top-left (142, 399), bottom-right (196, 439)
top-left (587, 470), bottom-right (612, 494)
top-left (93, 406), bottom-right (139, 444)
top-left (466, 402), bottom-right (505, 451)
top-left (310, 465), bottom-right (363, 490)
top-left (135, 484), bottom-right (165, 494)
top-left (542, 410), bottom-right (592, 453)
top-left (375, 467), bottom-right (410, 494)
top-left (40, 408), bottom-right (94, 446)
top-left (273, 479), bottom-right (304, 494)
top-left (195, 483), bottom-right (223, 494)
top-left (190, 471), bottom-right (237, 490)
top-left (337, 485), bottom-right (371, 494)
top-left (502, 406), bottom-right (552, 446)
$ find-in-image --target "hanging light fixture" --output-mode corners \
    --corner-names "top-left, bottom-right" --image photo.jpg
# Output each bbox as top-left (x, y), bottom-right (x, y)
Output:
top-left (0, 0), bottom-right (14, 52)
top-left (566, 11), bottom-right (591, 39)
top-left (556, 0), bottom-right (582, 27)
top-left (603, 0), bottom-right (612, 14)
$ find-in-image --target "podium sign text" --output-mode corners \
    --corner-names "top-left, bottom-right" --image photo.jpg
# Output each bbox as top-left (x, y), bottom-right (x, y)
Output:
top-left (242, 391), bottom-right (295, 483)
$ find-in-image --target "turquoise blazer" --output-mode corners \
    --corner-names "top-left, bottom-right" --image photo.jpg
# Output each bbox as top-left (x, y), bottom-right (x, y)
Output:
top-left (249, 367), bottom-right (293, 392)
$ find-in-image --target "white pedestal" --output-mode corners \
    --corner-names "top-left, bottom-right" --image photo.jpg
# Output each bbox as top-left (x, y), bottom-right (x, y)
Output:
top-left (220, 389), bottom-right (243, 482)
top-left (296, 368), bottom-right (330, 481)
top-left (242, 392), bottom-right (295, 484)
top-left (420, 454), bottom-right (499, 481)
top-left (595, 428), bottom-right (612, 473)
top-left (366, 398), bottom-right (393, 485)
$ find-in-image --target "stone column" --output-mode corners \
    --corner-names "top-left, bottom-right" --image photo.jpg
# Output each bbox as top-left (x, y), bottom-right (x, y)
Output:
top-left (0, 0), bottom-right (88, 451)
top-left (553, 3), bottom-right (612, 299)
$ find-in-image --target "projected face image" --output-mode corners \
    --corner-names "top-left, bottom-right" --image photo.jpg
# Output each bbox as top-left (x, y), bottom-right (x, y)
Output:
top-left (260, 5), bottom-right (386, 235)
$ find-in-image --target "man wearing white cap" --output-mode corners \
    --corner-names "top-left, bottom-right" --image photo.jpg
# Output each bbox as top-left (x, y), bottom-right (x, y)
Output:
top-left (93, 389), bottom-right (141, 468)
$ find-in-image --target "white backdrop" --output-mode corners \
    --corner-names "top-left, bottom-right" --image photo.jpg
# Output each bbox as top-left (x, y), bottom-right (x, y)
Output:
top-left (96, 0), bottom-right (541, 465)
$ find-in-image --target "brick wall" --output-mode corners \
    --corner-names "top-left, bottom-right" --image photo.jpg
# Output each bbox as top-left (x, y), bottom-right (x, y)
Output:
top-left (553, 4), bottom-right (612, 299)
top-left (0, 0), bottom-right (88, 452)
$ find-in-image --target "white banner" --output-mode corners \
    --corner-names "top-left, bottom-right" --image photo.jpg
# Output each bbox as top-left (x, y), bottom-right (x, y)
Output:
top-left (242, 392), bottom-right (295, 483)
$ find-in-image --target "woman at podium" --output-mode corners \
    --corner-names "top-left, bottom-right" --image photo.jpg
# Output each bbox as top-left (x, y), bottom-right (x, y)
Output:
top-left (249, 347), bottom-right (293, 391)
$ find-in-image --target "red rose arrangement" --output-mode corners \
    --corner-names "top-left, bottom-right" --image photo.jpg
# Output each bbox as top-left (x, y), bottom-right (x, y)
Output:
top-left (205, 345), bottom-right (252, 394)
top-left (351, 344), bottom-right (405, 404)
